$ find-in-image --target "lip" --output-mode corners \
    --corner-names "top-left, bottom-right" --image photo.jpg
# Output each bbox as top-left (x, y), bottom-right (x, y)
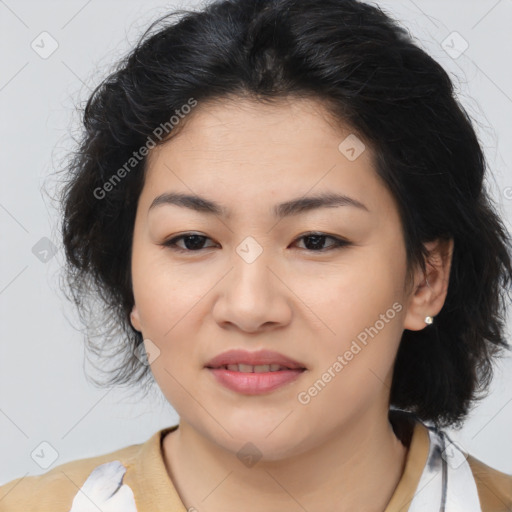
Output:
top-left (205, 349), bottom-right (307, 370)
top-left (205, 349), bottom-right (307, 396)
top-left (207, 367), bottom-right (305, 395)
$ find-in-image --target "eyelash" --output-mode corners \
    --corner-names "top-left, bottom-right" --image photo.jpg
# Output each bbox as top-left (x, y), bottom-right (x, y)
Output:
top-left (160, 232), bottom-right (351, 254)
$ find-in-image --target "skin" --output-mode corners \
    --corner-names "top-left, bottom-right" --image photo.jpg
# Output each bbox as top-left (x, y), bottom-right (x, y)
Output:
top-left (129, 96), bottom-right (454, 512)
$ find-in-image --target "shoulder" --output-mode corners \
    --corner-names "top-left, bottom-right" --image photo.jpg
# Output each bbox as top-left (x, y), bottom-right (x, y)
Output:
top-left (392, 410), bottom-right (512, 512)
top-left (0, 442), bottom-right (141, 512)
top-left (466, 454), bottom-right (512, 512)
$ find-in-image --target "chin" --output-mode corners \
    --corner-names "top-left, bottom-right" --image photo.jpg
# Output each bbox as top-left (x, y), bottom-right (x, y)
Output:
top-left (214, 426), bottom-right (307, 463)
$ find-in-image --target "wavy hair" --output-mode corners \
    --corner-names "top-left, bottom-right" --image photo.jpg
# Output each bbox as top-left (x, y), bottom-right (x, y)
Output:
top-left (57, 0), bottom-right (512, 428)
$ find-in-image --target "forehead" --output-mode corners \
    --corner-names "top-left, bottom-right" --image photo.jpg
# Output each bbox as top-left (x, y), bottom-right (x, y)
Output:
top-left (141, 96), bottom-right (397, 219)
top-left (154, 95), bottom-right (353, 156)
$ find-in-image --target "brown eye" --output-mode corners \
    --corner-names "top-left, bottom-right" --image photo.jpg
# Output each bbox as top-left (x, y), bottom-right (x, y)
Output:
top-left (293, 233), bottom-right (351, 252)
top-left (162, 233), bottom-right (216, 252)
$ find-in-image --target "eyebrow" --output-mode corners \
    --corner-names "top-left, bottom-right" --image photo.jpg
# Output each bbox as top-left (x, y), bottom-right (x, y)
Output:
top-left (148, 191), bottom-right (369, 218)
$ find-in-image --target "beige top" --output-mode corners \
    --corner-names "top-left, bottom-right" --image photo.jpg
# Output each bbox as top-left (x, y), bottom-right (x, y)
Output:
top-left (1, 414), bottom-right (511, 511)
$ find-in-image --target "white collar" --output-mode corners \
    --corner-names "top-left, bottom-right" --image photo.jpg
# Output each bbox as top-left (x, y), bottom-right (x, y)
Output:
top-left (408, 423), bottom-right (482, 511)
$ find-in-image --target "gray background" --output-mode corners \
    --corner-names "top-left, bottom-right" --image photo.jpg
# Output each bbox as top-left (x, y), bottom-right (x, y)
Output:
top-left (1, 0), bottom-right (511, 485)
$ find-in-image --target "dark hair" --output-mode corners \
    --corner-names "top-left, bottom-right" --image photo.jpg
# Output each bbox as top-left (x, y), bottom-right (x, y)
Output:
top-left (57, 0), bottom-right (512, 429)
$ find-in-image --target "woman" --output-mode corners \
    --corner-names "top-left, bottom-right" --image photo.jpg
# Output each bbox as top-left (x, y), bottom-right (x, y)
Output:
top-left (1, 0), bottom-right (511, 510)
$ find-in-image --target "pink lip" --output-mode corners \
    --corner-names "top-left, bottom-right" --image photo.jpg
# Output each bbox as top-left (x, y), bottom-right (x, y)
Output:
top-left (207, 367), bottom-right (306, 395)
top-left (205, 349), bottom-right (307, 370)
top-left (204, 349), bottom-right (307, 395)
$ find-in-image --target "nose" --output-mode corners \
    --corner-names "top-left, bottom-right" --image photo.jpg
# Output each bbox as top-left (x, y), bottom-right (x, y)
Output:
top-left (211, 256), bottom-right (293, 333)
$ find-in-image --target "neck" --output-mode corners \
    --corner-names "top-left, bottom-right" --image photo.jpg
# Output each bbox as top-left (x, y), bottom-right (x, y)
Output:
top-left (163, 408), bottom-right (409, 512)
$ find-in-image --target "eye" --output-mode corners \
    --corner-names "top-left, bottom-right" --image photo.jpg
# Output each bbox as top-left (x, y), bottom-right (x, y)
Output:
top-left (292, 232), bottom-right (351, 252)
top-left (160, 232), bottom-right (351, 254)
top-left (161, 233), bottom-right (216, 252)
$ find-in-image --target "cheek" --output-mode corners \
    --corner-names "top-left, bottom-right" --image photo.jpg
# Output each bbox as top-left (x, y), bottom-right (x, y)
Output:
top-left (302, 255), bottom-right (395, 334)
top-left (297, 282), bottom-right (404, 425)
top-left (306, 250), bottom-right (406, 372)
top-left (131, 244), bottom-right (205, 335)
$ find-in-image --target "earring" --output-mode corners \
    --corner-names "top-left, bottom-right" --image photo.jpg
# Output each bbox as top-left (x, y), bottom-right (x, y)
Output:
top-left (425, 316), bottom-right (434, 325)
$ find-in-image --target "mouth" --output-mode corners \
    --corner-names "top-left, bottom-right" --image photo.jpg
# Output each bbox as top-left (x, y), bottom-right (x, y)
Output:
top-left (205, 348), bottom-right (307, 372)
top-left (206, 363), bottom-right (306, 372)
top-left (204, 349), bottom-right (307, 395)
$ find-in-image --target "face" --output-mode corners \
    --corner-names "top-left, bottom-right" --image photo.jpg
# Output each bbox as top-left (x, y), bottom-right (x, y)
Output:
top-left (130, 97), bottom-right (417, 459)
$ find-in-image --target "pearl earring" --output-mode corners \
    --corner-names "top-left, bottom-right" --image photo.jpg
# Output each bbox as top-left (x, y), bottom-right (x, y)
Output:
top-left (425, 316), bottom-right (434, 325)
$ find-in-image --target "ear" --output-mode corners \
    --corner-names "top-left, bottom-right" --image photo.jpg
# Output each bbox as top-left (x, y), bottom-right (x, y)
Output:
top-left (403, 238), bottom-right (454, 331)
top-left (130, 305), bottom-right (142, 332)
